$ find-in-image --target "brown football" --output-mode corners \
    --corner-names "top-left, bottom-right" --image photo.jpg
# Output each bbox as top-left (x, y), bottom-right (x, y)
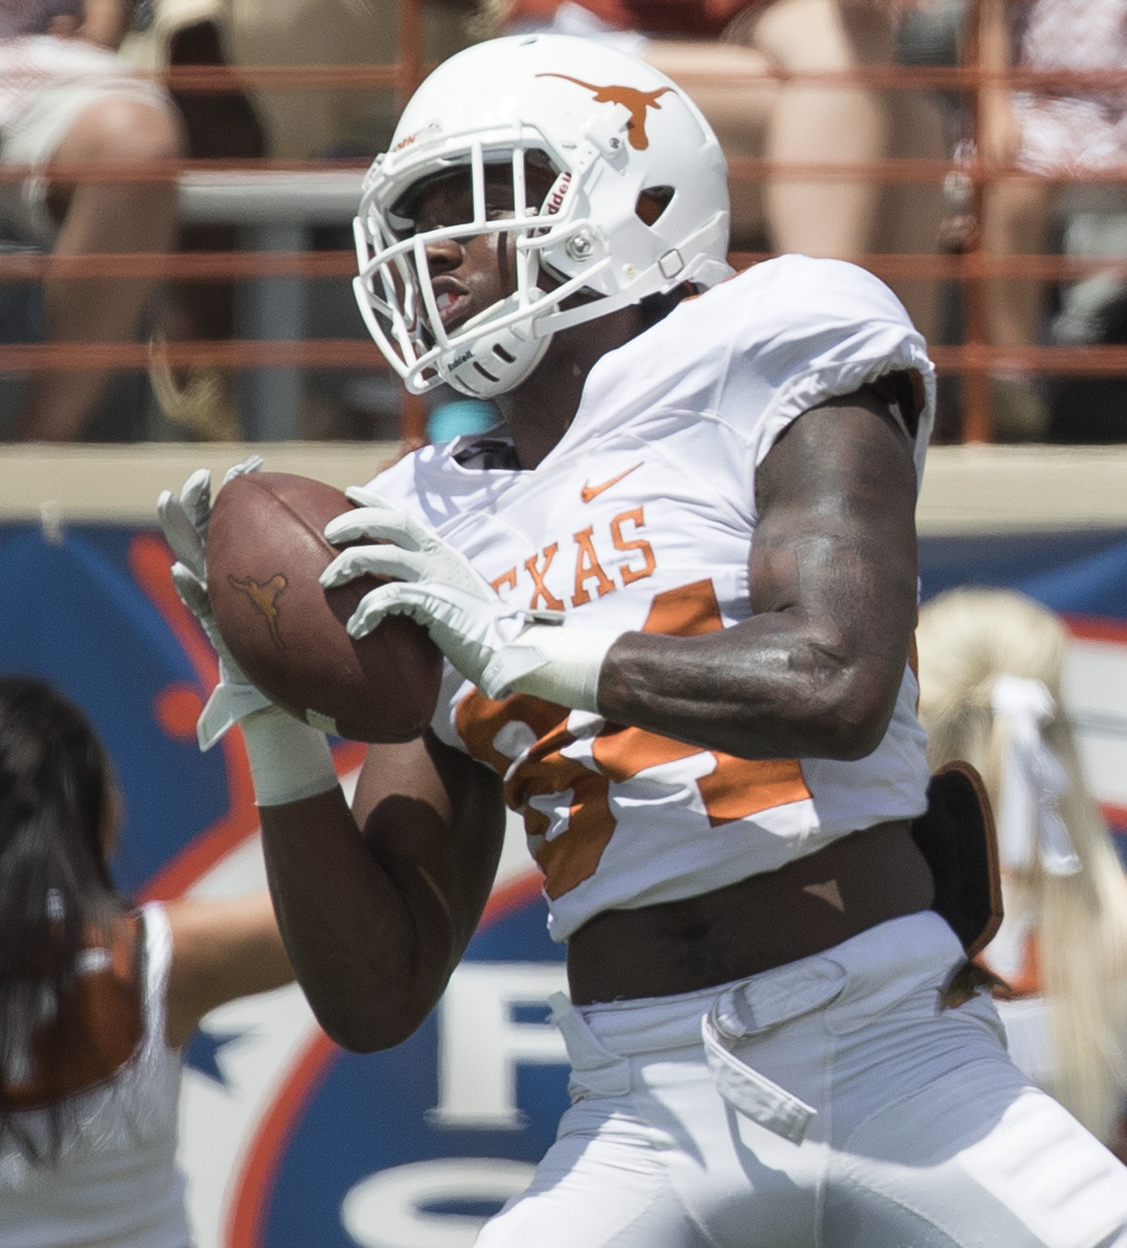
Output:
top-left (205, 471), bottom-right (443, 743)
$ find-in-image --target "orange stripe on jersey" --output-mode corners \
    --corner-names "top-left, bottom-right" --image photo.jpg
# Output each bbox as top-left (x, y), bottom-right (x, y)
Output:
top-left (630, 581), bottom-right (810, 825)
top-left (697, 758), bottom-right (809, 827)
top-left (523, 762), bottom-right (614, 899)
top-left (455, 690), bottom-right (616, 899)
top-left (589, 724), bottom-right (808, 828)
top-left (641, 577), bottom-right (726, 637)
top-left (593, 721), bottom-right (698, 776)
top-left (454, 578), bottom-right (809, 900)
top-left (455, 691), bottom-right (570, 776)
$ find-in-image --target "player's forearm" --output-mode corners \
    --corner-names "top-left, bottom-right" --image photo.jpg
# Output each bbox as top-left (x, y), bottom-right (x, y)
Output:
top-left (597, 615), bottom-right (906, 762)
top-left (258, 787), bottom-right (459, 1051)
top-left (606, 393), bottom-right (918, 762)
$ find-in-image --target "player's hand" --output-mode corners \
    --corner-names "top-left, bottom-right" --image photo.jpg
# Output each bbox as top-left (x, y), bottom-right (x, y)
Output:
top-left (321, 487), bottom-right (560, 700)
top-left (158, 457), bottom-right (274, 749)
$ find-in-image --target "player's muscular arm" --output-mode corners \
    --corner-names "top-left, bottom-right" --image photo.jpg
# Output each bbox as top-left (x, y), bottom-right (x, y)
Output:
top-left (258, 732), bottom-right (505, 1052)
top-left (597, 389), bottom-right (919, 761)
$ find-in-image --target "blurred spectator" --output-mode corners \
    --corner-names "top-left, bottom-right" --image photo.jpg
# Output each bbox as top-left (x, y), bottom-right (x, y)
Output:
top-left (489, 0), bottom-right (950, 339)
top-left (917, 588), bottom-right (1127, 1153)
top-left (0, 0), bottom-right (184, 440)
top-left (146, 11), bottom-right (267, 441)
top-left (0, 675), bottom-right (295, 1244)
top-left (1049, 266), bottom-right (1127, 441)
top-left (976, 0), bottom-right (1127, 439)
top-left (123, 0), bottom-right (476, 441)
top-left (124, 0), bottom-right (474, 166)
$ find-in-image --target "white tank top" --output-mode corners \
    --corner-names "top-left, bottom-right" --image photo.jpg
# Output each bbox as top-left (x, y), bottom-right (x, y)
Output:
top-left (0, 903), bottom-right (191, 1248)
top-left (372, 256), bottom-right (936, 941)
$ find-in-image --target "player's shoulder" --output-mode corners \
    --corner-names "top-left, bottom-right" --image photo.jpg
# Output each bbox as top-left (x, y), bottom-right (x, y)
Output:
top-left (613, 254), bottom-right (923, 396)
top-left (693, 254), bottom-right (914, 331)
top-left (618, 257), bottom-right (921, 384)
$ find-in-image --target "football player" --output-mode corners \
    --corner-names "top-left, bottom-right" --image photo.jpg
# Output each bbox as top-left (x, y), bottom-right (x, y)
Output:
top-left (161, 34), bottom-right (1127, 1246)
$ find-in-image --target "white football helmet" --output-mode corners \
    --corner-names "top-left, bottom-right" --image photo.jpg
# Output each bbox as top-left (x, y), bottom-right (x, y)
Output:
top-left (353, 34), bottom-right (732, 398)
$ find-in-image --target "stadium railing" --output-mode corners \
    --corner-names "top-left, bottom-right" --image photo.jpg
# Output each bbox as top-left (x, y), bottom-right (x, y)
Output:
top-left (1, 0), bottom-right (1125, 444)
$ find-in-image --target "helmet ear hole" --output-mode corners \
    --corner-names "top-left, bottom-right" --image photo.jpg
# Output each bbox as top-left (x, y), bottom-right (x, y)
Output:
top-left (636, 186), bottom-right (675, 226)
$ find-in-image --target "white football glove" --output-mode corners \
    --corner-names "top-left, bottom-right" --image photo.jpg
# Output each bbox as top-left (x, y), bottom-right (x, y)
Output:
top-left (157, 456), bottom-right (272, 750)
top-left (157, 457), bottom-right (337, 807)
top-left (321, 487), bottom-right (618, 710)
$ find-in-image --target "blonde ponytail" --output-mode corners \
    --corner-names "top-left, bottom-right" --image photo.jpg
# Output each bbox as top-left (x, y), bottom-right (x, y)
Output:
top-left (917, 587), bottom-right (1127, 1143)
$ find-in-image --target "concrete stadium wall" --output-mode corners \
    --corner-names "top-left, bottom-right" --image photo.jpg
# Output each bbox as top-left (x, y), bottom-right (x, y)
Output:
top-left (2, 442), bottom-right (1127, 530)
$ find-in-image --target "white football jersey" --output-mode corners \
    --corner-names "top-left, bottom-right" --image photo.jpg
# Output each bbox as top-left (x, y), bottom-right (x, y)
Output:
top-left (370, 255), bottom-right (936, 941)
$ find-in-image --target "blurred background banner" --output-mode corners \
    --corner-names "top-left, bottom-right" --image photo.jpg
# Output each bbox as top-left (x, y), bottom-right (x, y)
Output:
top-left (2, 442), bottom-right (1127, 1247)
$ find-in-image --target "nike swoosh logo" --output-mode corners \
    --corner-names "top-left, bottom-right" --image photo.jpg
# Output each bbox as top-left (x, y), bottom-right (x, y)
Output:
top-left (581, 462), bottom-right (643, 503)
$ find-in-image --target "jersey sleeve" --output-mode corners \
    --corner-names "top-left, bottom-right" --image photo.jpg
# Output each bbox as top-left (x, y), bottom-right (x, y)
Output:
top-left (717, 255), bottom-right (936, 487)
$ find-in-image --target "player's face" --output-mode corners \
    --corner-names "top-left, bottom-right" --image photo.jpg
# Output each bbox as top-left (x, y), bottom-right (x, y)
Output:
top-left (398, 161), bottom-right (558, 335)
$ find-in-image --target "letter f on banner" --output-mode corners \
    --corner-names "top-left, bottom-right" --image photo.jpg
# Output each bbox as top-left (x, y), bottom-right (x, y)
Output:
top-left (430, 963), bottom-right (568, 1129)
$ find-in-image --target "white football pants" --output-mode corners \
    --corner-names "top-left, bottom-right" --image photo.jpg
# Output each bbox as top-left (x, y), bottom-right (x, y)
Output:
top-left (474, 911), bottom-right (1127, 1248)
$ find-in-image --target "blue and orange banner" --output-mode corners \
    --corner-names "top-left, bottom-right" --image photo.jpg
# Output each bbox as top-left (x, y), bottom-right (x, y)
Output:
top-left (2, 516), bottom-right (1127, 1248)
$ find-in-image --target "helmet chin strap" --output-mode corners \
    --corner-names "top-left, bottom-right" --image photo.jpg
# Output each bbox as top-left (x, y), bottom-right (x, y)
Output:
top-left (437, 288), bottom-right (555, 397)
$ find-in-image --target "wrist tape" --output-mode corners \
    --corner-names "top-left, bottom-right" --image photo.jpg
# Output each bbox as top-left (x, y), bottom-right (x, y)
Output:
top-left (506, 624), bottom-right (618, 712)
top-left (240, 707), bottom-right (338, 807)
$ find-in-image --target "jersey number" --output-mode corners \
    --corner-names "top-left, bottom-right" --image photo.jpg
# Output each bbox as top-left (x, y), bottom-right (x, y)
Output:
top-left (455, 580), bottom-right (809, 899)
